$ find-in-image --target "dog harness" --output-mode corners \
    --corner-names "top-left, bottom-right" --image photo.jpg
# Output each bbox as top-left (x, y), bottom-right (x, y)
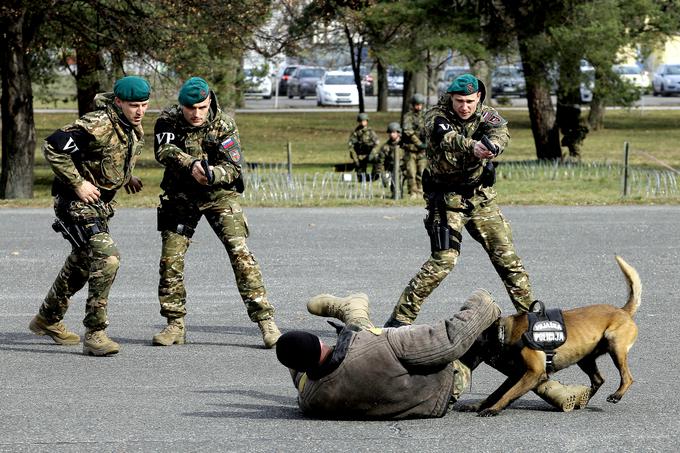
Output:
top-left (522, 300), bottom-right (567, 373)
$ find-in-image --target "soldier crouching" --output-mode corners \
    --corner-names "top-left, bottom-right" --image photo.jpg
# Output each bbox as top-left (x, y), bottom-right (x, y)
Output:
top-left (30, 76), bottom-right (151, 356)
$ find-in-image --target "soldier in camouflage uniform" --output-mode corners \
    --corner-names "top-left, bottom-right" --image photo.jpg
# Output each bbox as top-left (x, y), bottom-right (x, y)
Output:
top-left (152, 77), bottom-right (280, 349)
top-left (347, 113), bottom-right (379, 177)
top-left (29, 76), bottom-right (151, 356)
top-left (373, 122), bottom-right (406, 198)
top-left (402, 93), bottom-right (428, 198)
top-left (383, 74), bottom-right (590, 409)
top-left (384, 74), bottom-right (532, 326)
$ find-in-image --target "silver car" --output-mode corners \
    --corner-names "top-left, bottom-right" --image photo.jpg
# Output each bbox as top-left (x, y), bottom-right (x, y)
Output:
top-left (652, 64), bottom-right (680, 96)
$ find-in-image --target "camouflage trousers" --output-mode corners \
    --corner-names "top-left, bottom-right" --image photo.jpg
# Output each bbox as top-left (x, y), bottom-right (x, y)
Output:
top-left (40, 198), bottom-right (119, 331)
top-left (390, 195), bottom-right (532, 324)
top-left (404, 151), bottom-right (427, 195)
top-left (157, 195), bottom-right (274, 322)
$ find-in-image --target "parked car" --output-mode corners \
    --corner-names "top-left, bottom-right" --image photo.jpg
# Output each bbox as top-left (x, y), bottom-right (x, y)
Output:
top-left (316, 71), bottom-right (359, 106)
top-left (273, 65), bottom-right (298, 97)
top-left (579, 60), bottom-right (595, 103)
top-left (339, 65), bottom-right (374, 95)
top-left (243, 68), bottom-right (272, 99)
top-left (613, 64), bottom-right (650, 93)
top-left (491, 65), bottom-right (525, 97)
top-left (286, 66), bottom-right (326, 99)
top-left (652, 63), bottom-right (680, 96)
top-left (437, 66), bottom-right (470, 95)
top-left (387, 68), bottom-right (404, 95)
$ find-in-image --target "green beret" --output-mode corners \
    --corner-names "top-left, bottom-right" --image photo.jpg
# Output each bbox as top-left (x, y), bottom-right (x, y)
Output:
top-left (357, 113), bottom-right (369, 121)
top-left (447, 74), bottom-right (479, 95)
top-left (178, 77), bottom-right (210, 106)
top-left (113, 76), bottom-right (150, 101)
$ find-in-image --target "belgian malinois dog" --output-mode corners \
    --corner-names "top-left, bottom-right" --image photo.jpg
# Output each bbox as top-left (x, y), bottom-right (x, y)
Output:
top-left (460, 256), bottom-right (641, 416)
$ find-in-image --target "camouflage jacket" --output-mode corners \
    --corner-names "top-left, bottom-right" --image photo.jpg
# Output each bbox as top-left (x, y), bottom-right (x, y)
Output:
top-left (374, 138), bottom-right (405, 175)
top-left (154, 91), bottom-right (244, 200)
top-left (348, 126), bottom-right (379, 162)
top-left (402, 109), bottom-right (426, 153)
top-left (43, 93), bottom-right (144, 201)
top-left (425, 89), bottom-right (509, 190)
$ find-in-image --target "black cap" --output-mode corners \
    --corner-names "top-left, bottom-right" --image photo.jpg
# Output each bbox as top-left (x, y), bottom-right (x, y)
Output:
top-left (276, 331), bottom-right (322, 372)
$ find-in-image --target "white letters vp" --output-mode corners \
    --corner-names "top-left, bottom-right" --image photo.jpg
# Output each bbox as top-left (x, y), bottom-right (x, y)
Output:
top-left (156, 132), bottom-right (176, 145)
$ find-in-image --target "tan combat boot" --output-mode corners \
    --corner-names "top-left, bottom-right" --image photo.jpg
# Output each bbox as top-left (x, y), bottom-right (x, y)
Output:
top-left (307, 293), bottom-right (374, 329)
top-left (535, 380), bottom-right (591, 412)
top-left (83, 330), bottom-right (120, 356)
top-left (29, 314), bottom-right (80, 345)
top-left (257, 318), bottom-right (281, 349)
top-left (152, 318), bottom-right (186, 346)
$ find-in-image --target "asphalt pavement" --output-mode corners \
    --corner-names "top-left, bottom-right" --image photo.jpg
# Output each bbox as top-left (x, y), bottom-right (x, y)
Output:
top-left (1, 206), bottom-right (678, 451)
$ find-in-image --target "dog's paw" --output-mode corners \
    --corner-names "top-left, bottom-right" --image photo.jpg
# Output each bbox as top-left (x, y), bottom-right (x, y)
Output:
top-left (477, 408), bottom-right (500, 417)
top-left (457, 403), bottom-right (482, 412)
top-left (606, 394), bottom-right (622, 403)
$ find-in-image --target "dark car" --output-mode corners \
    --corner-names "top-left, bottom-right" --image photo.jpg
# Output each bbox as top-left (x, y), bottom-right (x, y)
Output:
top-left (491, 65), bottom-right (526, 97)
top-left (286, 66), bottom-right (326, 99)
top-left (274, 65), bottom-right (298, 96)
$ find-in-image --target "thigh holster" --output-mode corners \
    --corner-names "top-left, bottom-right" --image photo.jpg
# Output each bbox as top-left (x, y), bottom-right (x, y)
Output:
top-left (156, 197), bottom-right (200, 238)
top-left (52, 217), bottom-right (109, 249)
top-left (424, 193), bottom-right (462, 252)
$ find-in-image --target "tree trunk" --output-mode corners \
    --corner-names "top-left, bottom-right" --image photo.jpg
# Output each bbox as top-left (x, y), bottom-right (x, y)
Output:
top-left (588, 97), bottom-right (605, 130)
top-left (376, 60), bottom-right (388, 112)
top-left (344, 24), bottom-right (365, 113)
top-left (518, 40), bottom-right (561, 160)
top-left (74, 41), bottom-right (105, 115)
top-left (0, 13), bottom-right (36, 199)
top-left (401, 70), bottom-right (413, 124)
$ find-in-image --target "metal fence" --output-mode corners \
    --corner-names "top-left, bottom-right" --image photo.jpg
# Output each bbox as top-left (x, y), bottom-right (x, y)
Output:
top-left (241, 161), bottom-right (678, 203)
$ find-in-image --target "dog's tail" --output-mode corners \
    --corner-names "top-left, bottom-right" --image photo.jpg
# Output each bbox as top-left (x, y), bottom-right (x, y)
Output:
top-left (616, 255), bottom-right (642, 317)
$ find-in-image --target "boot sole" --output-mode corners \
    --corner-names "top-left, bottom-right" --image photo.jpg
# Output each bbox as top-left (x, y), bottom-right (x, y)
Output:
top-left (83, 346), bottom-right (120, 356)
top-left (29, 322), bottom-right (80, 345)
top-left (152, 336), bottom-right (186, 346)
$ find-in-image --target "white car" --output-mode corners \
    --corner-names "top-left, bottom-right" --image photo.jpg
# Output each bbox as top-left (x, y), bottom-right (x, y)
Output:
top-left (243, 68), bottom-right (272, 99)
top-left (316, 71), bottom-right (359, 106)
top-left (652, 63), bottom-right (680, 96)
top-left (613, 64), bottom-right (650, 92)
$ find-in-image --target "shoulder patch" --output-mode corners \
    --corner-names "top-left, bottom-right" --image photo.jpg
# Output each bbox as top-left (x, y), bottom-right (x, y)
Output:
top-left (482, 110), bottom-right (507, 126)
top-left (220, 137), bottom-right (243, 166)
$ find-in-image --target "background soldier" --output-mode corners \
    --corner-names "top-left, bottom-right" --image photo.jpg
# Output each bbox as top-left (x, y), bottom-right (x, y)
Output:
top-left (557, 103), bottom-right (589, 161)
top-left (373, 122), bottom-right (406, 198)
top-left (402, 93), bottom-right (428, 198)
top-left (153, 77), bottom-right (281, 348)
top-left (30, 76), bottom-right (150, 356)
top-left (348, 113), bottom-right (379, 177)
top-left (382, 74), bottom-right (587, 406)
top-left (277, 291), bottom-right (589, 418)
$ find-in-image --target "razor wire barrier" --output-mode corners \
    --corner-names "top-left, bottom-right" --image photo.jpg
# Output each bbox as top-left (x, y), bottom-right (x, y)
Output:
top-left (242, 160), bottom-right (678, 203)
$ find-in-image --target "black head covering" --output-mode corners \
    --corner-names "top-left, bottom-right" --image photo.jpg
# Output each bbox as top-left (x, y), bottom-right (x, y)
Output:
top-left (276, 330), bottom-right (321, 372)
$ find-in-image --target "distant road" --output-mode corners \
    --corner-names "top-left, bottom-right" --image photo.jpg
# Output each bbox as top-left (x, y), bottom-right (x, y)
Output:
top-left (33, 94), bottom-right (680, 114)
